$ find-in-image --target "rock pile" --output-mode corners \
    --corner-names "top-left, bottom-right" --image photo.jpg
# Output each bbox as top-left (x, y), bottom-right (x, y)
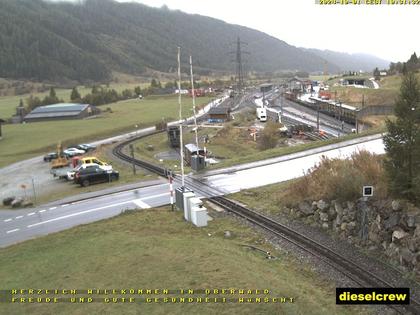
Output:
top-left (293, 198), bottom-right (420, 274)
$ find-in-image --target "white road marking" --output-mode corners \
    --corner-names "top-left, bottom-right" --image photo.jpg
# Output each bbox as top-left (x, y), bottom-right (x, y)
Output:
top-left (133, 199), bottom-right (151, 209)
top-left (61, 204), bottom-right (69, 207)
top-left (6, 229), bottom-right (19, 234)
top-left (27, 200), bottom-right (133, 228)
top-left (49, 207), bottom-right (57, 210)
top-left (28, 212), bottom-right (35, 216)
top-left (4, 219), bottom-right (12, 222)
top-left (15, 216), bottom-right (23, 219)
top-left (39, 210), bottom-right (46, 213)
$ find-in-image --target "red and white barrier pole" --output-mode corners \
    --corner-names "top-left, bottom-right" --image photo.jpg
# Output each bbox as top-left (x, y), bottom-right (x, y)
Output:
top-left (169, 174), bottom-right (174, 211)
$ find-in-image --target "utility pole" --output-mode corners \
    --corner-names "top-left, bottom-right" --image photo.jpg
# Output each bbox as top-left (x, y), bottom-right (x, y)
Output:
top-left (129, 144), bottom-right (136, 175)
top-left (189, 55), bottom-right (199, 150)
top-left (317, 103), bottom-right (320, 133)
top-left (177, 47), bottom-right (185, 188)
top-left (31, 177), bottom-right (37, 204)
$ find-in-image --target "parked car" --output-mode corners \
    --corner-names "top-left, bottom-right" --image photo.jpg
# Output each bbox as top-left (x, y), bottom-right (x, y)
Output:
top-left (74, 166), bottom-right (119, 187)
top-left (67, 163), bottom-right (112, 181)
top-left (63, 147), bottom-right (85, 157)
top-left (77, 143), bottom-right (97, 152)
top-left (43, 152), bottom-right (58, 162)
top-left (77, 157), bottom-right (110, 168)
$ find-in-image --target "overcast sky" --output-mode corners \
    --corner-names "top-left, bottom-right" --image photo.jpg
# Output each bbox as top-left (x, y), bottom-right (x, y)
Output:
top-left (54, 0), bottom-right (419, 62)
top-left (110, 0), bottom-right (418, 63)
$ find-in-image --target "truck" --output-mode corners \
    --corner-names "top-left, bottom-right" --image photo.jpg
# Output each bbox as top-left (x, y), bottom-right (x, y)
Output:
top-left (256, 107), bottom-right (267, 122)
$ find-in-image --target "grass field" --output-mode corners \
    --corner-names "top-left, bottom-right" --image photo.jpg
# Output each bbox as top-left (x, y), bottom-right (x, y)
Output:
top-left (328, 73), bottom-right (420, 108)
top-left (0, 207), bottom-right (368, 315)
top-left (0, 82), bottom-right (152, 120)
top-left (0, 95), bottom-right (213, 168)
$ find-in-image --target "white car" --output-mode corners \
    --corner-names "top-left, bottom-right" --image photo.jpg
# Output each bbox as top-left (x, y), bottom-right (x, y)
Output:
top-left (63, 147), bottom-right (85, 157)
top-left (67, 163), bottom-right (113, 181)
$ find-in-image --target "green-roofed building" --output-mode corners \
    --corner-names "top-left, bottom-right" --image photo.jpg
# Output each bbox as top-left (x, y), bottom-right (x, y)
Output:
top-left (24, 103), bottom-right (98, 123)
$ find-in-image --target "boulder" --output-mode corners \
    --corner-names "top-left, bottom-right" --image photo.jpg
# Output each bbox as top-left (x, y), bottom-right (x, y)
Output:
top-left (408, 237), bottom-right (420, 253)
top-left (298, 201), bottom-right (314, 216)
top-left (322, 222), bottom-right (329, 229)
top-left (368, 231), bottom-right (381, 244)
top-left (391, 200), bottom-right (401, 212)
top-left (346, 201), bottom-right (355, 212)
top-left (334, 201), bottom-right (344, 215)
top-left (413, 253), bottom-right (420, 267)
top-left (407, 216), bottom-right (416, 228)
top-left (400, 248), bottom-right (415, 266)
top-left (385, 242), bottom-right (400, 259)
top-left (348, 221), bottom-right (356, 230)
top-left (313, 211), bottom-right (320, 222)
top-left (11, 197), bottom-right (23, 208)
top-left (224, 231), bottom-right (232, 238)
top-left (405, 212), bottom-right (419, 228)
top-left (392, 229), bottom-right (410, 243)
top-left (311, 201), bottom-right (318, 211)
top-left (414, 226), bottom-right (420, 238)
top-left (328, 207), bottom-right (336, 220)
top-left (319, 212), bottom-right (329, 222)
top-left (22, 200), bottom-right (34, 208)
top-left (340, 222), bottom-right (348, 231)
top-left (2, 197), bottom-right (15, 206)
top-left (317, 200), bottom-right (328, 211)
top-left (334, 214), bottom-right (343, 227)
top-left (384, 213), bottom-right (401, 230)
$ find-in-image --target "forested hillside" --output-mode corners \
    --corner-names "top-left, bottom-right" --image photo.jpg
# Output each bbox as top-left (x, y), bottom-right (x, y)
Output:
top-left (303, 49), bottom-right (389, 72)
top-left (0, 0), bottom-right (387, 83)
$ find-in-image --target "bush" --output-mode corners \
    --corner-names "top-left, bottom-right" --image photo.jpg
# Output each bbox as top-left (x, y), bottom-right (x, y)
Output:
top-left (286, 150), bottom-right (387, 203)
top-left (258, 122), bottom-right (280, 150)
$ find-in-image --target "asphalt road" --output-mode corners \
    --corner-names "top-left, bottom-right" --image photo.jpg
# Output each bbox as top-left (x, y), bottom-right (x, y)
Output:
top-left (0, 182), bottom-right (186, 248)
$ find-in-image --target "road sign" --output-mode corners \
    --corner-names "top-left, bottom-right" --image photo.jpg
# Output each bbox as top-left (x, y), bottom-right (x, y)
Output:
top-left (363, 186), bottom-right (373, 197)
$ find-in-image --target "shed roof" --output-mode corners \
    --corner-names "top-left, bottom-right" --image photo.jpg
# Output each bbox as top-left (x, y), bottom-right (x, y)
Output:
top-left (24, 103), bottom-right (90, 120)
top-left (208, 106), bottom-right (231, 115)
top-left (184, 143), bottom-right (202, 153)
top-left (30, 103), bottom-right (89, 114)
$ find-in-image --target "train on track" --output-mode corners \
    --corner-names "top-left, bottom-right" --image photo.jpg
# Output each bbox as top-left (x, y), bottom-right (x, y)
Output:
top-left (284, 91), bottom-right (358, 124)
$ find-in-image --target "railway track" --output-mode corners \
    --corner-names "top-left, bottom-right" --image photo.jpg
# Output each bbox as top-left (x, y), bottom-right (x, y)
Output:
top-left (112, 131), bottom-right (420, 314)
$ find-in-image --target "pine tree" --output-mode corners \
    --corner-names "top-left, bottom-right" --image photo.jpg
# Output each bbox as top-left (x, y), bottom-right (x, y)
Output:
top-left (134, 86), bottom-right (142, 95)
top-left (70, 87), bottom-right (81, 102)
top-left (49, 87), bottom-right (57, 99)
top-left (383, 71), bottom-right (420, 201)
top-left (373, 67), bottom-right (380, 80)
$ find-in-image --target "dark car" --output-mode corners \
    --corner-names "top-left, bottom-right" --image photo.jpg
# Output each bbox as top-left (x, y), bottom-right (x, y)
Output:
top-left (74, 166), bottom-right (119, 187)
top-left (43, 152), bottom-right (58, 162)
top-left (77, 143), bottom-right (97, 152)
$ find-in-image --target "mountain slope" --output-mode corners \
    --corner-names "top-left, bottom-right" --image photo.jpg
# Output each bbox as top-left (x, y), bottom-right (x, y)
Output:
top-left (302, 48), bottom-right (389, 72)
top-left (0, 0), bottom-right (385, 82)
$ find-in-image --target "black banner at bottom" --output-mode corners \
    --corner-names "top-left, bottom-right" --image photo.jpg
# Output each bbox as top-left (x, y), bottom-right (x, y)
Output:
top-left (336, 287), bottom-right (410, 305)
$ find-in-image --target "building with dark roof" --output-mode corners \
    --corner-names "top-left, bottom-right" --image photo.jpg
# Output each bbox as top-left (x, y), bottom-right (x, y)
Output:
top-left (24, 103), bottom-right (97, 123)
top-left (260, 83), bottom-right (273, 93)
top-left (208, 106), bottom-right (231, 122)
